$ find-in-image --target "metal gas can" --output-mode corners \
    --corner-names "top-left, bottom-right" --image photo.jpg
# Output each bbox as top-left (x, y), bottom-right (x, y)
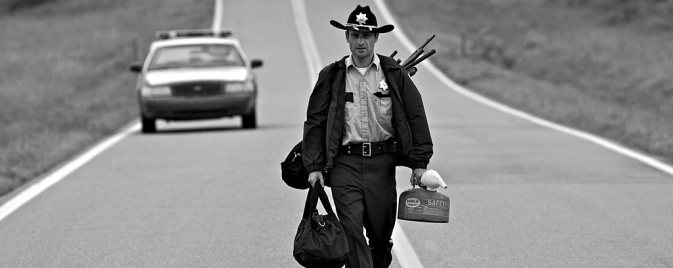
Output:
top-left (397, 188), bottom-right (450, 223)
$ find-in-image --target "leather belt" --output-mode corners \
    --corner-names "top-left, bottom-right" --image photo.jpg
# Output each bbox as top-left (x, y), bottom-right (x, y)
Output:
top-left (339, 140), bottom-right (397, 157)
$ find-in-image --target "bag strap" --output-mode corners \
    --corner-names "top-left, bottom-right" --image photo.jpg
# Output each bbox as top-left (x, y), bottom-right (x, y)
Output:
top-left (301, 187), bottom-right (318, 219)
top-left (302, 184), bottom-right (337, 219)
top-left (316, 184), bottom-right (337, 217)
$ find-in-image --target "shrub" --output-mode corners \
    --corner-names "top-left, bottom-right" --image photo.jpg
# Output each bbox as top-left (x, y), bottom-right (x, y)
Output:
top-left (0, 0), bottom-right (55, 13)
top-left (551, 0), bottom-right (673, 27)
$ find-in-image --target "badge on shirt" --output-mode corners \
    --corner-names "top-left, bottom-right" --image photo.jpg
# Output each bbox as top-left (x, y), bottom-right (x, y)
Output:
top-left (379, 79), bottom-right (388, 93)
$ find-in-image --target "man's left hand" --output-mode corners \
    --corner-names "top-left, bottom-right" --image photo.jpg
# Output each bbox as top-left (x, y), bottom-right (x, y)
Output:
top-left (409, 168), bottom-right (427, 187)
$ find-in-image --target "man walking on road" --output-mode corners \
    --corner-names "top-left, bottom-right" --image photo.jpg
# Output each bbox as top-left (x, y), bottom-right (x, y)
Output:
top-left (302, 5), bottom-right (433, 268)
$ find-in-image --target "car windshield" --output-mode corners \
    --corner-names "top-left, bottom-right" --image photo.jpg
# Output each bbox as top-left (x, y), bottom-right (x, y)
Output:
top-left (148, 44), bottom-right (245, 70)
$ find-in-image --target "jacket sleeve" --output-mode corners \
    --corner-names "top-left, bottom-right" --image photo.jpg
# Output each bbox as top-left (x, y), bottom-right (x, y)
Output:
top-left (398, 69), bottom-right (433, 169)
top-left (302, 64), bottom-right (334, 173)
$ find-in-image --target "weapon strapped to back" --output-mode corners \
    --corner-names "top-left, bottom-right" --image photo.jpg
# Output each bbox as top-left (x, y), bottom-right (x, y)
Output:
top-left (389, 34), bottom-right (436, 77)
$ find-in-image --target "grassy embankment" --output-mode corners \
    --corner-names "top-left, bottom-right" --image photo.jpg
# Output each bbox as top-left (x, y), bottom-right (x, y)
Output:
top-left (386, 0), bottom-right (673, 166)
top-left (0, 0), bottom-right (213, 197)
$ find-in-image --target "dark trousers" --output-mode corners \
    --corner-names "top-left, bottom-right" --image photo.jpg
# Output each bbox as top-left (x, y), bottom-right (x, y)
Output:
top-left (330, 152), bottom-right (397, 268)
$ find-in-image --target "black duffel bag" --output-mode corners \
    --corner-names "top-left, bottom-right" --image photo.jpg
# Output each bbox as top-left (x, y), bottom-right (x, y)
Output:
top-left (293, 184), bottom-right (349, 268)
top-left (280, 141), bottom-right (310, 190)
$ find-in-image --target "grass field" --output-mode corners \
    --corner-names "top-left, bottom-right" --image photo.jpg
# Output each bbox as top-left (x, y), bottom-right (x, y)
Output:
top-left (385, 0), bottom-right (673, 166)
top-left (0, 0), bottom-right (213, 196)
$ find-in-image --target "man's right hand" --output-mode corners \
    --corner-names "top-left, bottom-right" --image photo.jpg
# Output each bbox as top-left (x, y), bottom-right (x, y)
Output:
top-left (308, 171), bottom-right (324, 188)
top-left (410, 168), bottom-right (427, 187)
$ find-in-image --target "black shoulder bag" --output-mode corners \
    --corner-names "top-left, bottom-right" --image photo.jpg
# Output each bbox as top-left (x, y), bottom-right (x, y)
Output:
top-left (293, 184), bottom-right (349, 268)
top-left (280, 141), bottom-right (310, 189)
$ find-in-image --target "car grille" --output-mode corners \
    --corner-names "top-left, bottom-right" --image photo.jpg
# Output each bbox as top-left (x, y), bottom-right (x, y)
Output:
top-left (172, 82), bottom-right (223, 97)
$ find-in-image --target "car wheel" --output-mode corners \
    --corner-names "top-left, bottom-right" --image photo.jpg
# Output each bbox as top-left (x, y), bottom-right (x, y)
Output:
top-left (141, 116), bottom-right (156, 133)
top-left (242, 108), bottom-right (256, 129)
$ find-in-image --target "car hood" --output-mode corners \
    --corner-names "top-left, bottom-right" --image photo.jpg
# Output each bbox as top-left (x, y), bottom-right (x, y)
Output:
top-left (145, 67), bottom-right (249, 85)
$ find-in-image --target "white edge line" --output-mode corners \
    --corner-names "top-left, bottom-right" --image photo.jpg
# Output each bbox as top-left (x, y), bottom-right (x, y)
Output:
top-left (292, 1), bottom-right (425, 267)
top-left (0, 0), bottom-right (222, 222)
top-left (0, 123), bottom-right (141, 222)
top-left (372, 0), bottom-right (673, 177)
top-left (1, 0), bottom-right (228, 223)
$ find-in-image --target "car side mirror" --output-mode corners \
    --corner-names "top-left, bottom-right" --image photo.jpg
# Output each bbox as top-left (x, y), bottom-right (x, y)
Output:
top-left (251, 59), bottom-right (263, 69)
top-left (129, 62), bottom-right (143, 73)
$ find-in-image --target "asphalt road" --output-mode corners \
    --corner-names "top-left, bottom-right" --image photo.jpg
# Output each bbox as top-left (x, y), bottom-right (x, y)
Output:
top-left (1, 0), bottom-right (672, 267)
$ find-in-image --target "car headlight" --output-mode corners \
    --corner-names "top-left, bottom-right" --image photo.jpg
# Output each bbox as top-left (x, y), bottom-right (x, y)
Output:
top-left (225, 81), bottom-right (254, 93)
top-left (141, 85), bottom-right (171, 97)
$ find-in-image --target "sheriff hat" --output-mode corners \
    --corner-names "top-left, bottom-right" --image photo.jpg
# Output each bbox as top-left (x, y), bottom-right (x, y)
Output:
top-left (330, 5), bottom-right (394, 33)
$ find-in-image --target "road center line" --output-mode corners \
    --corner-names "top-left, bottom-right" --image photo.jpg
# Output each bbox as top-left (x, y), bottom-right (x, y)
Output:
top-left (290, 0), bottom-right (425, 267)
top-left (212, 0), bottom-right (223, 32)
top-left (372, 0), bottom-right (673, 177)
top-left (290, 0), bottom-right (322, 84)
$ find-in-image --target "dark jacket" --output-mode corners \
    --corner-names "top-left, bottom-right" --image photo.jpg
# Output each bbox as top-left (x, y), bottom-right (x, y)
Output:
top-left (302, 54), bottom-right (433, 175)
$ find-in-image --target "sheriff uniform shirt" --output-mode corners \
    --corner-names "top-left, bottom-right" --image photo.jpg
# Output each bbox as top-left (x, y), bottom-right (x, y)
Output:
top-left (342, 55), bottom-right (394, 145)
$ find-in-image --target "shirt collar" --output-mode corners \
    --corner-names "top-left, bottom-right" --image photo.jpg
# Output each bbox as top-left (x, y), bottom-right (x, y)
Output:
top-left (345, 54), bottom-right (380, 72)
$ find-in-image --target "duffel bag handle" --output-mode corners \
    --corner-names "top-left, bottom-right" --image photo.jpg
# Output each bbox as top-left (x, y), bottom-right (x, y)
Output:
top-left (302, 184), bottom-right (337, 219)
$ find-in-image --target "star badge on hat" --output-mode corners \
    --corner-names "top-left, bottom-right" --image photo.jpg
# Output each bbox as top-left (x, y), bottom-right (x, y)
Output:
top-left (330, 5), bottom-right (394, 33)
top-left (356, 13), bottom-right (368, 24)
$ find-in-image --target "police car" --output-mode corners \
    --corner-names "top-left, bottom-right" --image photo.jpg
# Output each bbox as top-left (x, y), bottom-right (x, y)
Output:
top-left (129, 29), bottom-right (263, 133)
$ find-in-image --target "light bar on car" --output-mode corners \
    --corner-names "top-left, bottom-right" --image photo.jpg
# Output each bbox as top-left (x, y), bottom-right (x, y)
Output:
top-left (155, 29), bottom-right (233, 40)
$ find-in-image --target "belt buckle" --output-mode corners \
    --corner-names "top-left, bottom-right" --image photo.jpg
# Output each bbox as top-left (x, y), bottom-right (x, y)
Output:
top-left (362, 142), bottom-right (371, 157)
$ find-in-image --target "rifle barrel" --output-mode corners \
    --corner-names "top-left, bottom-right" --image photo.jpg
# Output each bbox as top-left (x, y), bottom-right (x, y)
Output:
top-left (390, 50), bottom-right (398, 58)
top-left (418, 34), bottom-right (436, 50)
top-left (405, 49), bottom-right (436, 70)
top-left (401, 49), bottom-right (423, 68)
top-left (401, 34), bottom-right (435, 68)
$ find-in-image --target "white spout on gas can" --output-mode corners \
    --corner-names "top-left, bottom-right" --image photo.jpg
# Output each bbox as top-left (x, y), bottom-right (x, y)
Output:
top-left (419, 170), bottom-right (447, 191)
